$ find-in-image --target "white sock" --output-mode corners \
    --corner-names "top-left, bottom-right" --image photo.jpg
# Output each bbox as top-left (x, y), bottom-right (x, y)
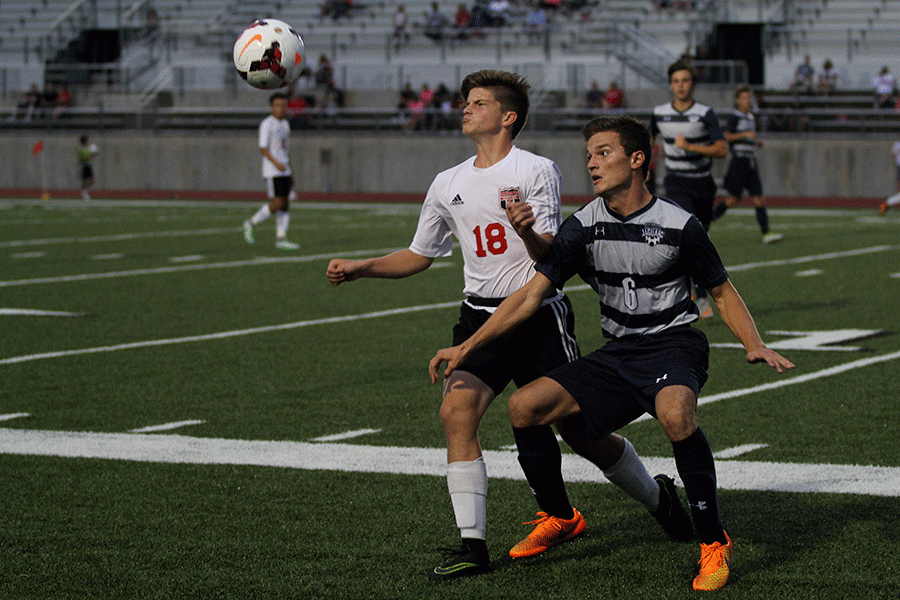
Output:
top-left (249, 204), bottom-right (271, 225)
top-left (446, 457), bottom-right (488, 540)
top-left (887, 192), bottom-right (900, 207)
top-left (275, 210), bottom-right (290, 239)
top-left (602, 438), bottom-right (660, 511)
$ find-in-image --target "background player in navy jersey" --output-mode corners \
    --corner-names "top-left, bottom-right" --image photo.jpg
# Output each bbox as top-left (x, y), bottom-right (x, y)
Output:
top-left (327, 71), bottom-right (687, 581)
top-left (649, 60), bottom-right (727, 319)
top-left (431, 115), bottom-right (795, 591)
top-left (712, 85), bottom-right (783, 244)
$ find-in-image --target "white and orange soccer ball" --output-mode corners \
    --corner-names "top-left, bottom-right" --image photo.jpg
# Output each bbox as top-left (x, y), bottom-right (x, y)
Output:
top-left (233, 19), bottom-right (305, 90)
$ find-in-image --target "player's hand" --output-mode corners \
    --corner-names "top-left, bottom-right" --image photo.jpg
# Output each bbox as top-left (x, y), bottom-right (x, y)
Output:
top-left (505, 202), bottom-right (536, 237)
top-left (746, 348), bottom-right (795, 373)
top-left (429, 345), bottom-right (466, 383)
top-left (326, 259), bottom-right (360, 285)
top-left (674, 133), bottom-right (690, 150)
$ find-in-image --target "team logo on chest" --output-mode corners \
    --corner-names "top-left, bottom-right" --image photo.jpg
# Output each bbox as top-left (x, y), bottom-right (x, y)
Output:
top-left (498, 187), bottom-right (521, 209)
top-left (641, 223), bottom-right (665, 246)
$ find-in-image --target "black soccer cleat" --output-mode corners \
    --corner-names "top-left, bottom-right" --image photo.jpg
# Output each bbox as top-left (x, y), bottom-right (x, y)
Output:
top-left (427, 538), bottom-right (490, 580)
top-left (650, 474), bottom-right (694, 542)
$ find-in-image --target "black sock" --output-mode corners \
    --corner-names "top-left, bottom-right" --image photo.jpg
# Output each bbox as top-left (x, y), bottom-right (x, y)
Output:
top-left (462, 537), bottom-right (488, 557)
top-left (513, 425), bottom-right (574, 520)
top-left (712, 202), bottom-right (728, 220)
top-left (671, 428), bottom-right (725, 545)
top-left (756, 206), bottom-right (770, 234)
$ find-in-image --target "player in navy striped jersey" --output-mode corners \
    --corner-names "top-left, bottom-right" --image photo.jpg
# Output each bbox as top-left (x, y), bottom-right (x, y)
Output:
top-left (712, 85), bottom-right (783, 243)
top-left (431, 115), bottom-right (795, 591)
top-left (327, 71), bottom-right (683, 581)
top-left (649, 60), bottom-right (727, 318)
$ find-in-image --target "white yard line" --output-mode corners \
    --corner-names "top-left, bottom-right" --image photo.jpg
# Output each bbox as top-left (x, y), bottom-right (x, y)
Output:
top-left (129, 420), bottom-right (206, 433)
top-left (0, 427), bottom-right (895, 496)
top-left (0, 227), bottom-right (241, 248)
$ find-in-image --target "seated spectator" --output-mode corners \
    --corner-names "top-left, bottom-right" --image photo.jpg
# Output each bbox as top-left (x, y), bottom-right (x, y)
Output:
top-left (584, 81), bottom-right (603, 109)
top-left (816, 59), bottom-right (838, 96)
top-left (486, 0), bottom-right (509, 26)
top-left (540, 0), bottom-right (562, 12)
top-left (603, 81), bottom-right (625, 109)
top-left (524, 3), bottom-right (547, 40)
top-left (873, 66), bottom-right (896, 109)
top-left (470, 1), bottom-right (489, 31)
top-left (16, 83), bottom-right (41, 121)
top-left (52, 84), bottom-right (73, 118)
top-left (425, 2), bottom-right (449, 41)
top-left (453, 3), bottom-right (472, 39)
top-left (790, 54), bottom-right (815, 94)
top-left (329, 0), bottom-right (353, 20)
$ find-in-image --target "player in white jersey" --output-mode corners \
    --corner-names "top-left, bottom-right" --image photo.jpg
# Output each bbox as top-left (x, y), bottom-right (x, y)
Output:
top-left (711, 85), bottom-right (783, 243)
top-left (327, 71), bottom-right (690, 580)
top-left (242, 92), bottom-right (299, 250)
top-left (430, 115), bottom-right (795, 591)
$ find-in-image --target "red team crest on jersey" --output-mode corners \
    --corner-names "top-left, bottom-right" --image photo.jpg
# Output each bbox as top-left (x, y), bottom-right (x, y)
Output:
top-left (499, 187), bottom-right (522, 209)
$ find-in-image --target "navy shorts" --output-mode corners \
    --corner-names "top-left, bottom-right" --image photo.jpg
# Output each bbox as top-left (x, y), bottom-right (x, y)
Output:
top-left (664, 174), bottom-right (717, 229)
top-left (80, 165), bottom-right (93, 180)
top-left (723, 156), bottom-right (763, 198)
top-left (452, 294), bottom-right (580, 397)
top-left (267, 175), bottom-right (292, 199)
top-left (546, 326), bottom-right (710, 439)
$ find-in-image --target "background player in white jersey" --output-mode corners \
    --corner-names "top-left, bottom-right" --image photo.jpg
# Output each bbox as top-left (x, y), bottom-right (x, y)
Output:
top-left (430, 115), bottom-right (795, 591)
top-left (711, 85), bottom-right (783, 243)
top-left (326, 71), bottom-right (689, 581)
top-left (649, 60), bottom-right (727, 319)
top-left (243, 92), bottom-right (299, 250)
top-left (879, 139), bottom-right (900, 215)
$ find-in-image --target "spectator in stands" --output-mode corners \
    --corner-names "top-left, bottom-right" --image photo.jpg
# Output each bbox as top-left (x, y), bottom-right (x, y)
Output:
top-left (539, 0), bottom-right (562, 13)
top-left (431, 82), bottom-right (456, 130)
top-left (584, 81), bottom-right (603, 109)
top-left (486, 0), bottom-right (510, 26)
top-left (603, 81), bottom-right (625, 109)
top-left (873, 66), bottom-right (896, 109)
top-left (524, 3), bottom-right (548, 41)
top-left (392, 4), bottom-right (410, 46)
top-left (425, 2), bottom-right (450, 41)
top-left (470, 1), bottom-right (490, 31)
top-left (52, 84), bottom-right (73, 118)
top-left (40, 83), bottom-right (58, 119)
top-left (453, 3), bottom-right (473, 39)
top-left (816, 59), bottom-right (838, 96)
top-left (420, 82), bottom-right (436, 107)
top-left (329, 0), bottom-right (353, 20)
top-left (16, 84), bottom-right (41, 121)
top-left (790, 55), bottom-right (815, 95)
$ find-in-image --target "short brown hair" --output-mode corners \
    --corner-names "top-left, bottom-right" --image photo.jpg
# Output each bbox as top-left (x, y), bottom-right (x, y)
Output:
top-left (667, 59), bottom-right (697, 84)
top-left (581, 116), bottom-right (652, 179)
top-left (460, 69), bottom-right (530, 139)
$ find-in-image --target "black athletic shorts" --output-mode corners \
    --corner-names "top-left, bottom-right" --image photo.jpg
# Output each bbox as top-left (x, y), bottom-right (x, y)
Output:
top-left (664, 173), bottom-right (717, 229)
top-left (723, 155), bottom-right (763, 198)
top-left (546, 326), bottom-right (710, 439)
top-left (452, 294), bottom-right (580, 397)
top-left (81, 165), bottom-right (93, 180)
top-left (268, 175), bottom-right (292, 199)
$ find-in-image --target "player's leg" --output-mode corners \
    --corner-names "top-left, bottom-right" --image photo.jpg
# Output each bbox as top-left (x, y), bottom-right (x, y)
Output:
top-left (746, 166), bottom-right (782, 243)
top-left (880, 191), bottom-right (900, 215)
top-left (272, 176), bottom-right (298, 249)
top-left (712, 160), bottom-right (742, 222)
top-left (654, 384), bottom-right (731, 590)
top-left (243, 178), bottom-right (276, 244)
top-left (428, 370), bottom-right (494, 580)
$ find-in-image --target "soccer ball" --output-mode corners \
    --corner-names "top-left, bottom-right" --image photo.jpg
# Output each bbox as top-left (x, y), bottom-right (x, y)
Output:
top-left (233, 19), bottom-right (305, 90)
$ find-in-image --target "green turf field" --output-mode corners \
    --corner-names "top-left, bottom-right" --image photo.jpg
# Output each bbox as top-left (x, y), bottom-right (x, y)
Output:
top-left (1, 199), bottom-right (898, 599)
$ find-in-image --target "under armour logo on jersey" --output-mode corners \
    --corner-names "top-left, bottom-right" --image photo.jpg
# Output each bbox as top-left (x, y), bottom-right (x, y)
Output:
top-left (691, 501), bottom-right (708, 511)
top-left (642, 223), bottom-right (664, 246)
top-left (450, 194), bottom-right (464, 206)
top-left (656, 374), bottom-right (668, 383)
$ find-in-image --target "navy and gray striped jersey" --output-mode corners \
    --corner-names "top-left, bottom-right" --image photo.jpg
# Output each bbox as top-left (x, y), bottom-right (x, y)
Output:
top-left (649, 101), bottom-right (725, 178)
top-left (725, 110), bottom-right (757, 158)
top-left (536, 196), bottom-right (729, 339)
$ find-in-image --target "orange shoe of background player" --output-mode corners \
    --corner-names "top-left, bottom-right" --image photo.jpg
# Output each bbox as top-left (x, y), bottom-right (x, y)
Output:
top-left (509, 508), bottom-right (586, 559)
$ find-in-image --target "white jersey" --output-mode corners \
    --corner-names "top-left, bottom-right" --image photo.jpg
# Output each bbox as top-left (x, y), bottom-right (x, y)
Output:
top-left (409, 146), bottom-right (562, 299)
top-left (259, 114), bottom-right (291, 178)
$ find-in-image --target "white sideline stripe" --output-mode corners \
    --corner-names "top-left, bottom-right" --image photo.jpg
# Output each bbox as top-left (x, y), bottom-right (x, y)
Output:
top-left (795, 269), bottom-right (823, 277)
top-left (0, 308), bottom-right (89, 317)
top-left (0, 247), bottom-right (400, 287)
top-left (129, 420), bottom-right (206, 433)
top-left (714, 444), bottom-right (769, 459)
top-left (0, 301), bottom-right (460, 365)
top-left (168, 255), bottom-right (204, 263)
top-left (10, 251), bottom-right (46, 259)
top-left (310, 429), bottom-right (382, 442)
top-left (0, 227), bottom-right (240, 248)
top-left (0, 428), bottom-right (896, 497)
top-left (632, 350), bottom-right (900, 423)
top-left (0, 413), bottom-right (29, 421)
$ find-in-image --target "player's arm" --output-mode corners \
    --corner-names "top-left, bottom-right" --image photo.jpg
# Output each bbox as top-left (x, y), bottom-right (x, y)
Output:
top-left (260, 147), bottom-right (286, 172)
top-left (429, 272), bottom-right (556, 382)
top-left (326, 249), bottom-right (433, 285)
top-left (674, 136), bottom-right (727, 158)
top-left (505, 202), bottom-right (553, 261)
top-left (709, 279), bottom-right (795, 373)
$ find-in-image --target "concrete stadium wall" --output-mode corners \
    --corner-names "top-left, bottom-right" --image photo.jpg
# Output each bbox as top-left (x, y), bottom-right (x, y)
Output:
top-left (1, 132), bottom-right (895, 201)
